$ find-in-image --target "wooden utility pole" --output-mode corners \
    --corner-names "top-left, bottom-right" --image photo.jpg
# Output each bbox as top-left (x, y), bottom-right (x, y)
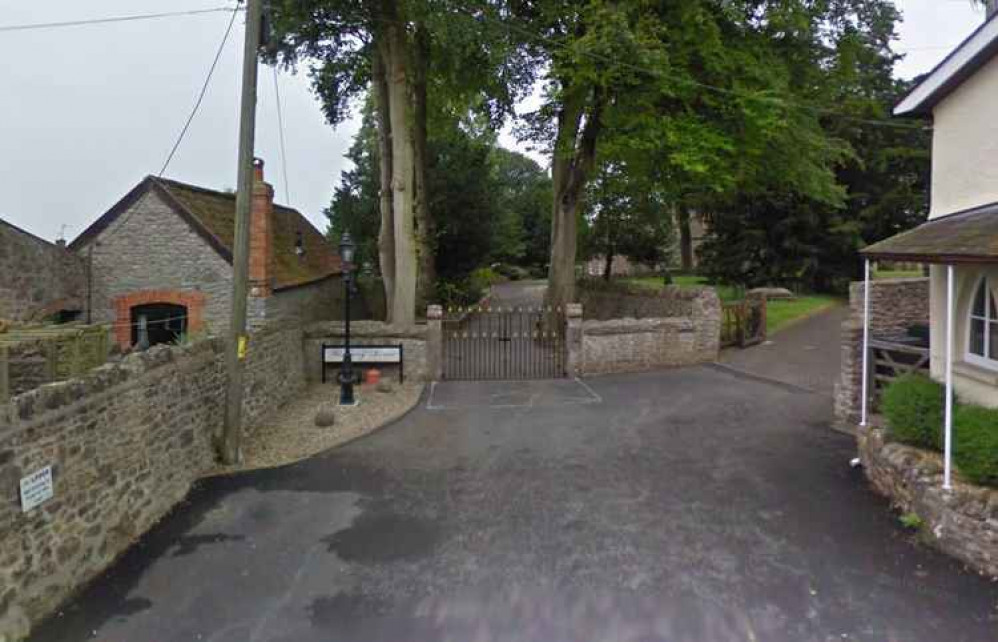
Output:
top-left (222, 0), bottom-right (263, 464)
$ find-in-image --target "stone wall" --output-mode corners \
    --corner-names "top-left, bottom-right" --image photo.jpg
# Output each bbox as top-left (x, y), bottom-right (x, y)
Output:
top-left (858, 424), bottom-right (998, 578)
top-left (263, 276), bottom-right (343, 329)
top-left (834, 278), bottom-right (930, 425)
top-left (575, 288), bottom-right (721, 375)
top-left (0, 325), bottom-right (306, 640)
top-left (0, 220), bottom-right (85, 323)
top-left (303, 320), bottom-right (436, 384)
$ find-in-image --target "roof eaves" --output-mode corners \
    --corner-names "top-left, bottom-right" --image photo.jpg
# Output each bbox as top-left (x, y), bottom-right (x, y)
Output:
top-left (894, 12), bottom-right (998, 117)
top-left (68, 176), bottom-right (156, 250)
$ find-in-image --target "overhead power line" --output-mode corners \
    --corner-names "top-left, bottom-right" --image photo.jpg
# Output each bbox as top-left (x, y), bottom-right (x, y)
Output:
top-left (0, 6), bottom-right (242, 33)
top-left (159, 6), bottom-right (241, 177)
top-left (273, 67), bottom-right (292, 205)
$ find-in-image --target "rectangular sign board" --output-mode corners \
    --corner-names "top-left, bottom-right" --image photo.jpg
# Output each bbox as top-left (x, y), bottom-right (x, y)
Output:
top-left (323, 346), bottom-right (401, 364)
top-left (20, 465), bottom-right (53, 513)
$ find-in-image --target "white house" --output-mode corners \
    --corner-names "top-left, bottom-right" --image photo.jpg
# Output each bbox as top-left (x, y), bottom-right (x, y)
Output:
top-left (861, 5), bottom-right (998, 485)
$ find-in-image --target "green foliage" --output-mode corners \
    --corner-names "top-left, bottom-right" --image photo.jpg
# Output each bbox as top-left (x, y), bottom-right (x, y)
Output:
top-left (954, 405), bottom-right (998, 486)
top-left (899, 512), bottom-right (924, 531)
top-left (582, 162), bottom-right (675, 277)
top-left (490, 148), bottom-right (552, 269)
top-left (883, 375), bottom-right (945, 451)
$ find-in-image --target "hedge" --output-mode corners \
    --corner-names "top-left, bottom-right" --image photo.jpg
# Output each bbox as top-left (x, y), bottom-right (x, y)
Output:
top-left (882, 374), bottom-right (945, 450)
top-left (953, 405), bottom-right (998, 486)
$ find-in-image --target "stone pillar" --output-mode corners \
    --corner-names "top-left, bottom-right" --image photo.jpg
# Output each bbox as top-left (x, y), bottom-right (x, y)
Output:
top-left (565, 302), bottom-right (584, 377)
top-left (426, 305), bottom-right (443, 381)
top-left (691, 288), bottom-right (721, 359)
top-left (834, 318), bottom-right (865, 428)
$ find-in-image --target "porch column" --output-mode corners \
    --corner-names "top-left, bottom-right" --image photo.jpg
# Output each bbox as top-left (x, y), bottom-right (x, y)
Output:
top-left (944, 264), bottom-right (955, 490)
top-left (861, 259), bottom-right (871, 426)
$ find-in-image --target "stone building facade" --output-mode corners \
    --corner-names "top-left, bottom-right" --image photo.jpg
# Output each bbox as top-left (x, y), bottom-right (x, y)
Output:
top-left (0, 219), bottom-right (85, 323)
top-left (69, 159), bottom-right (342, 349)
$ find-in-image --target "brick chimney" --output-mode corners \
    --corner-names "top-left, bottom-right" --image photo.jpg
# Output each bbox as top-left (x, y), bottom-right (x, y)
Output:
top-left (249, 157), bottom-right (274, 297)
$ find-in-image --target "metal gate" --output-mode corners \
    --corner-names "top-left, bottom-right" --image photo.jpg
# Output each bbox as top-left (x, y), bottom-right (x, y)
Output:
top-left (442, 306), bottom-right (566, 380)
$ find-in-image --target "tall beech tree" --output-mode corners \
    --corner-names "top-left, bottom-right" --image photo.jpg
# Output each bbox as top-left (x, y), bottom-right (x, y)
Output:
top-left (268, 0), bottom-right (530, 323)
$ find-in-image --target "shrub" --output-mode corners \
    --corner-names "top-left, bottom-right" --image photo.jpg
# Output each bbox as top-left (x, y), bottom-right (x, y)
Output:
top-left (954, 405), bottom-right (998, 486)
top-left (882, 374), bottom-right (945, 450)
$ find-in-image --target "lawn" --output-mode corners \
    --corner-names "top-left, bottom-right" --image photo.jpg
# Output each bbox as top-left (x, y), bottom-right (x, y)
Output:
top-left (766, 295), bottom-right (841, 335)
top-left (619, 275), bottom-right (841, 335)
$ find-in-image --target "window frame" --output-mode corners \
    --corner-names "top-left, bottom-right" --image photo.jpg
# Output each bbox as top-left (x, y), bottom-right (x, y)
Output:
top-left (966, 275), bottom-right (998, 371)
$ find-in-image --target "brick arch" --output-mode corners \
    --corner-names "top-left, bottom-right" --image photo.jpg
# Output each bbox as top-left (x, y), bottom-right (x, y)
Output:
top-left (113, 289), bottom-right (206, 348)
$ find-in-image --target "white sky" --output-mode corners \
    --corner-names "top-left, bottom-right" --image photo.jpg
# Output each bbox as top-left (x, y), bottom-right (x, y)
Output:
top-left (0, 0), bottom-right (987, 242)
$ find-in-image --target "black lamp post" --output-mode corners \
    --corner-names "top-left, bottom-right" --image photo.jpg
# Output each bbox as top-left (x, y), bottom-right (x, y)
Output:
top-left (339, 232), bottom-right (357, 405)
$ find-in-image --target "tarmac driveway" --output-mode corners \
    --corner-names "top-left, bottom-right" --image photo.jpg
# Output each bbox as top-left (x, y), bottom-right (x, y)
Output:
top-left (32, 368), bottom-right (998, 642)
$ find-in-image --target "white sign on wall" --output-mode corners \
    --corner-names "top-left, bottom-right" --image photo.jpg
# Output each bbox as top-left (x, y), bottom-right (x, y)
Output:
top-left (20, 465), bottom-right (54, 513)
top-left (323, 346), bottom-right (401, 364)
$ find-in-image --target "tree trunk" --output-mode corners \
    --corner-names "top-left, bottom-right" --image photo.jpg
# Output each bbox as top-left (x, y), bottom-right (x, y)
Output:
top-left (371, 42), bottom-right (396, 322)
top-left (412, 24), bottom-right (435, 310)
top-left (547, 88), bottom-right (602, 312)
top-left (678, 205), bottom-right (694, 272)
top-left (602, 252), bottom-right (613, 281)
top-left (383, 13), bottom-right (418, 327)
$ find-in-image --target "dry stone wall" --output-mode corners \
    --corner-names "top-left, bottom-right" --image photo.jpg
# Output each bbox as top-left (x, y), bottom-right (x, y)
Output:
top-left (0, 325), bottom-right (305, 640)
top-left (859, 424), bottom-right (998, 578)
top-left (834, 278), bottom-right (930, 425)
top-left (577, 288), bottom-right (720, 375)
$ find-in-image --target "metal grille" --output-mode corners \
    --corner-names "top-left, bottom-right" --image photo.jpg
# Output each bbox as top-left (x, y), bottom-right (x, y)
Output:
top-left (443, 306), bottom-right (566, 380)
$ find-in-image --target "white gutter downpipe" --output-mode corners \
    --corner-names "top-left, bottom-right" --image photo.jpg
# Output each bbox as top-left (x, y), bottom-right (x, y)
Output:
top-left (861, 259), bottom-right (871, 427)
top-left (944, 265), bottom-right (955, 491)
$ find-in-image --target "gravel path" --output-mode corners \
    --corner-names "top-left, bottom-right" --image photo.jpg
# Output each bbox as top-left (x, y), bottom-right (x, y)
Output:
top-left (209, 381), bottom-right (424, 475)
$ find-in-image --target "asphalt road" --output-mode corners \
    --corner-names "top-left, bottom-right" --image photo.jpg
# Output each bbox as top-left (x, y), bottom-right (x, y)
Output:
top-left (31, 366), bottom-right (998, 641)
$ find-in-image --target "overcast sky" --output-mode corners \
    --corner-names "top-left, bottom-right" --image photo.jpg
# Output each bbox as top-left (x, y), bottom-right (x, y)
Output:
top-left (0, 0), bottom-right (988, 243)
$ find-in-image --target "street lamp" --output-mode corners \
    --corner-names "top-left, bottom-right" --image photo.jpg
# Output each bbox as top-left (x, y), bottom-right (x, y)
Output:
top-left (339, 232), bottom-right (357, 405)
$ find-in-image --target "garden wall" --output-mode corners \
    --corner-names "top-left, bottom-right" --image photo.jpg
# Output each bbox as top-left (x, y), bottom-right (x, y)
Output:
top-left (303, 314), bottom-right (440, 384)
top-left (858, 424), bottom-right (998, 578)
top-left (575, 287), bottom-right (721, 375)
top-left (834, 278), bottom-right (930, 426)
top-left (0, 325), bottom-right (306, 640)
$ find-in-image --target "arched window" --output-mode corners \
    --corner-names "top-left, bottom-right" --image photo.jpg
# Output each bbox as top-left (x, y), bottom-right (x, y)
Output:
top-left (968, 277), bottom-right (998, 368)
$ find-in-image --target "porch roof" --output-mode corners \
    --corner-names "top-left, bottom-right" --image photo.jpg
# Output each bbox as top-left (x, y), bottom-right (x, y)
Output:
top-left (861, 201), bottom-right (998, 264)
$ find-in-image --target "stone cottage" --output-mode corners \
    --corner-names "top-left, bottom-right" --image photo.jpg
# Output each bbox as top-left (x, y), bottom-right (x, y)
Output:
top-left (0, 218), bottom-right (85, 323)
top-left (70, 159), bottom-right (342, 348)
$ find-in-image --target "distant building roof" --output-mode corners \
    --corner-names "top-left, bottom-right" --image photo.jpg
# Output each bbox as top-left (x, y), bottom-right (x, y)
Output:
top-left (70, 175), bottom-right (341, 290)
top-left (861, 201), bottom-right (998, 264)
top-left (894, 12), bottom-right (998, 117)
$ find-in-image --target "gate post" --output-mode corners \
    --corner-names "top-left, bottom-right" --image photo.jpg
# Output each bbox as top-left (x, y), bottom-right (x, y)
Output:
top-left (565, 303), bottom-right (583, 377)
top-left (426, 304), bottom-right (443, 381)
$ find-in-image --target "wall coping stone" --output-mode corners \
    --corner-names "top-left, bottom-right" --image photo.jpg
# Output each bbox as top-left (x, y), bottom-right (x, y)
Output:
top-left (582, 317), bottom-right (693, 336)
top-left (304, 320), bottom-right (428, 340)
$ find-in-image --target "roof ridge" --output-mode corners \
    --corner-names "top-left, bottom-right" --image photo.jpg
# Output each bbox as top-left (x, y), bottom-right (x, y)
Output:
top-left (156, 174), bottom-right (301, 214)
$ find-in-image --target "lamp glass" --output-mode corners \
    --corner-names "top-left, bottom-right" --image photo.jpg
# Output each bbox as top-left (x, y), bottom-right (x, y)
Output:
top-left (340, 233), bottom-right (355, 265)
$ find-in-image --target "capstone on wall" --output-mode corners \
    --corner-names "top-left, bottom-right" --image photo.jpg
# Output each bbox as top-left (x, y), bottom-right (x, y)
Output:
top-left (0, 220), bottom-right (85, 323)
top-left (0, 325), bottom-right (306, 640)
